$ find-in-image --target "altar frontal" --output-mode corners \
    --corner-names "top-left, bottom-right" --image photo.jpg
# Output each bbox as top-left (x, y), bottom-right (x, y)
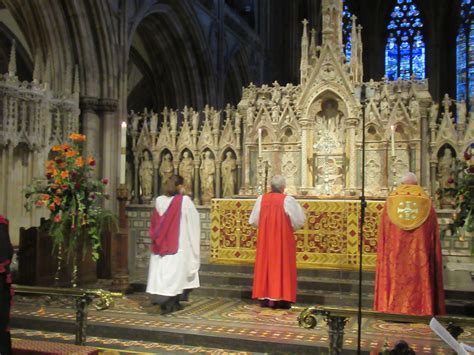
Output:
top-left (210, 198), bottom-right (384, 270)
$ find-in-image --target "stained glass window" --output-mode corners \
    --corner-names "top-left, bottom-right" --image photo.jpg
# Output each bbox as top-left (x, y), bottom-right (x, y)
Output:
top-left (384, 0), bottom-right (425, 80)
top-left (456, 0), bottom-right (474, 103)
top-left (342, 1), bottom-right (353, 61)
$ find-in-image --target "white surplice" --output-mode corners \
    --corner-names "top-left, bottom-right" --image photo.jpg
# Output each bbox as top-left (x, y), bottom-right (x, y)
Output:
top-left (249, 195), bottom-right (306, 230)
top-left (146, 195), bottom-right (200, 296)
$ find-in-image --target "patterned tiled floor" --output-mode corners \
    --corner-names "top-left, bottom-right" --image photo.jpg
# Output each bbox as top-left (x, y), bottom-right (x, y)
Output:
top-left (12, 293), bottom-right (474, 354)
top-left (11, 329), bottom-right (254, 354)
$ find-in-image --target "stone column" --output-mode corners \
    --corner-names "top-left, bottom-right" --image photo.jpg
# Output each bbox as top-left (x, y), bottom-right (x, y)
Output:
top-left (430, 161), bottom-right (438, 197)
top-left (216, 163), bottom-right (221, 198)
top-left (133, 156), bottom-right (140, 203)
top-left (80, 97), bottom-right (101, 170)
top-left (153, 165), bottom-right (159, 196)
top-left (98, 98), bottom-right (119, 212)
top-left (110, 184), bottom-right (130, 292)
top-left (236, 160), bottom-right (242, 193)
top-left (346, 117), bottom-right (358, 192)
top-left (193, 161), bottom-right (200, 205)
top-left (300, 123), bottom-right (308, 188)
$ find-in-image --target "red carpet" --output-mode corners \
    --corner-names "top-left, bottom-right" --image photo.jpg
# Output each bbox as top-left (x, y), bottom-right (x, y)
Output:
top-left (13, 338), bottom-right (99, 354)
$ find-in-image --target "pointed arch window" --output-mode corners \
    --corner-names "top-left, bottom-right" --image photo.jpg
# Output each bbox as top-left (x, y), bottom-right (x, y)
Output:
top-left (342, 1), bottom-right (354, 61)
top-left (456, 0), bottom-right (474, 103)
top-left (384, 0), bottom-right (425, 80)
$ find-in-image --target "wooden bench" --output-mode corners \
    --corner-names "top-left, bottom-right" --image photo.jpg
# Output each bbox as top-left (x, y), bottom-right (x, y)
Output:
top-left (297, 305), bottom-right (474, 354)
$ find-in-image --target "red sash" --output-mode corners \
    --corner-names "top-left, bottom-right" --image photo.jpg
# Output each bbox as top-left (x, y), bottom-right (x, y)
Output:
top-left (149, 195), bottom-right (183, 256)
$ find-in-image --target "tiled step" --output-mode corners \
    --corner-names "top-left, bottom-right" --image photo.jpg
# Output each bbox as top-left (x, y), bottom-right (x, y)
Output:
top-left (192, 284), bottom-right (375, 308)
top-left (199, 262), bottom-right (376, 281)
top-left (199, 271), bottom-right (375, 294)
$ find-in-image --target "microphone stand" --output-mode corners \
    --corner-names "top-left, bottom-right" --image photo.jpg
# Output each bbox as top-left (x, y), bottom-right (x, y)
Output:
top-left (357, 85), bottom-right (367, 354)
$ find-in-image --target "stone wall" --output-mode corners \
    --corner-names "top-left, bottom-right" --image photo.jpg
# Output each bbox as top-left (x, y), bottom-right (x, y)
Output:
top-left (126, 204), bottom-right (210, 276)
top-left (438, 209), bottom-right (474, 272)
top-left (126, 203), bottom-right (473, 277)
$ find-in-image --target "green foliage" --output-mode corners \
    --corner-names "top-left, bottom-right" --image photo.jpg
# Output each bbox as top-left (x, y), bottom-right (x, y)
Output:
top-left (24, 134), bottom-right (116, 261)
top-left (453, 149), bottom-right (474, 232)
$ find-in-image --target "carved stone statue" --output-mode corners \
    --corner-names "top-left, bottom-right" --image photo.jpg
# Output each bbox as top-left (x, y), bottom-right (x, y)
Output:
top-left (221, 151), bottom-right (236, 197)
top-left (132, 111), bottom-right (140, 132)
top-left (271, 105), bottom-right (280, 123)
top-left (159, 153), bottom-right (174, 194)
top-left (438, 148), bottom-right (455, 189)
top-left (170, 109), bottom-right (178, 132)
top-left (246, 106), bottom-right (255, 126)
top-left (150, 112), bottom-right (158, 133)
top-left (324, 158), bottom-right (343, 185)
top-left (457, 100), bottom-right (467, 125)
top-left (380, 98), bottom-right (390, 120)
top-left (179, 151), bottom-right (194, 195)
top-left (271, 81), bottom-right (281, 103)
top-left (192, 111), bottom-right (200, 131)
top-left (234, 111), bottom-right (241, 131)
top-left (408, 97), bottom-right (420, 121)
top-left (212, 111), bottom-right (220, 132)
top-left (200, 150), bottom-right (215, 205)
top-left (139, 151), bottom-right (154, 200)
top-left (430, 102), bottom-right (439, 124)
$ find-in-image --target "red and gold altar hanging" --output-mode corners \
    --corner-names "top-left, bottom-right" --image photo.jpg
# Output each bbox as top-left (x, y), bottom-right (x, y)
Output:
top-left (210, 199), bottom-right (385, 270)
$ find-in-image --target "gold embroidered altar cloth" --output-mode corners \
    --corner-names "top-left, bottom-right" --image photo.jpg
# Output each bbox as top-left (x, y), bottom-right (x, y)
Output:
top-left (210, 198), bottom-right (385, 270)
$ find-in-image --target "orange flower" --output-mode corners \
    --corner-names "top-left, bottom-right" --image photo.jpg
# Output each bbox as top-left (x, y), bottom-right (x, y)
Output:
top-left (65, 150), bottom-right (78, 158)
top-left (35, 200), bottom-right (45, 206)
top-left (69, 133), bottom-right (86, 142)
top-left (60, 143), bottom-right (72, 151)
top-left (52, 169), bottom-right (59, 176)
top-left (48, 203), bottom-right (56, 211)
top-left (51, 145), bottom-right (63, 152)
top-left (60, 170), bottom-right (69, 179)
top-left (75, 157), bottom-right (85, 167)
top-left (40, 194), bottom-right (50, 201)
top-left (53, 196), bottom-right (61, 205)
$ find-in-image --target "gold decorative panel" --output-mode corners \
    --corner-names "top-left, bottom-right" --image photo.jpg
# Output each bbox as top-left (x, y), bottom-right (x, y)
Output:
top-left (210, 198), bottom-right (385, 270)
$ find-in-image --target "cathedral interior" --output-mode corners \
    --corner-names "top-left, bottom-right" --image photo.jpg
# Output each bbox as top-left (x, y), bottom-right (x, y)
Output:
top-left (1, 0), bottom-right (474, 354)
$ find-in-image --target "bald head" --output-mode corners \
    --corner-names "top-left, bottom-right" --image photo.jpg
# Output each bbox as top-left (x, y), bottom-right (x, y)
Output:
top-left (400, 172), bottom-right (418, 185)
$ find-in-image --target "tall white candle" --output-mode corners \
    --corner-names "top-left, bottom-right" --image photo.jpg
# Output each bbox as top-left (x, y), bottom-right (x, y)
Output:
top-left (120, 121), bottom-right (127, 184)
top-left (258, 128), bottom-right (262, 158)
top-left (390, 125), bottom-right (396, 157)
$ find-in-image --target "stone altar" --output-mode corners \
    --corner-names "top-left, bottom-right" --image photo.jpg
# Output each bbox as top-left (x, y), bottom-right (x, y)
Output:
top-left (209, 198), bottom-right (384, 271)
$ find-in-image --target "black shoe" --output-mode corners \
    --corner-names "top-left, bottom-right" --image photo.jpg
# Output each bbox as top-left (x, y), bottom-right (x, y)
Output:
top-left (179, 289), bottom-right (192, 302)
top-left (277, 301), bottom-right (292, 309)
top-left (160, 298), bottom-right (175, 315)
top-left (174, 296), bottom-right (184, 311)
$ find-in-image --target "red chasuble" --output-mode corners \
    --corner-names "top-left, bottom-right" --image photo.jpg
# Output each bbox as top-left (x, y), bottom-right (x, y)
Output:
top-left (149, 195), bottom-right (183, 256)
top-left (374, 185), bottom-right (446, 316)
top-left (252, 192), bottom-right (297, 303)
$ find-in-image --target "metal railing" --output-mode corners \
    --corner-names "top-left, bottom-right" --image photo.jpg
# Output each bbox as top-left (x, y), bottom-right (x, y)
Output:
top-left (13, 285), bottom-right (122, 345)
top-left (297, 305), bottom-right (474, 355)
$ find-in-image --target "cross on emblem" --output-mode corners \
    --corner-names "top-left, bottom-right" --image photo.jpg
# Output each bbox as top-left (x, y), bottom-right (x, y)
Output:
top-left (397, 201), bottom-right (419, 220)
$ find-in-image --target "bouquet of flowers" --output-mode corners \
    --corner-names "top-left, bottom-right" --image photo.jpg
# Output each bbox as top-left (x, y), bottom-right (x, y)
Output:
top-left (25, 133), bottom-right (114, 262)
top-left (453, 148), bottom-right (474, 232)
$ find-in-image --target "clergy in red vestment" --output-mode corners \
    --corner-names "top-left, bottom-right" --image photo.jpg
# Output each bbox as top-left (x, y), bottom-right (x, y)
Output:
top-left (0, 215), bottom-right (13, 355)
top-left (374, 172), bottom-right (445, 316)
top-left (249, 175), bottom-right (305, 309)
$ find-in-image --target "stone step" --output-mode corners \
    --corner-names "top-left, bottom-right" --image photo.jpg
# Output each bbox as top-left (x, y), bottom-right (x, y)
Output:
top-left (198, 271), bottom-right (375, 294)
top-left (200, 262), bottom-right (376, 281)
top-left (11, 315), bottom-right (345, 355)
top-left (192, 284), bottom-right (375, 308)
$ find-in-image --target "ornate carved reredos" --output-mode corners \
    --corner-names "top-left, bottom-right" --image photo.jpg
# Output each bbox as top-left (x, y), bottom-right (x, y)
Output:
top-left (128, 1), bottom-right (474, 205)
